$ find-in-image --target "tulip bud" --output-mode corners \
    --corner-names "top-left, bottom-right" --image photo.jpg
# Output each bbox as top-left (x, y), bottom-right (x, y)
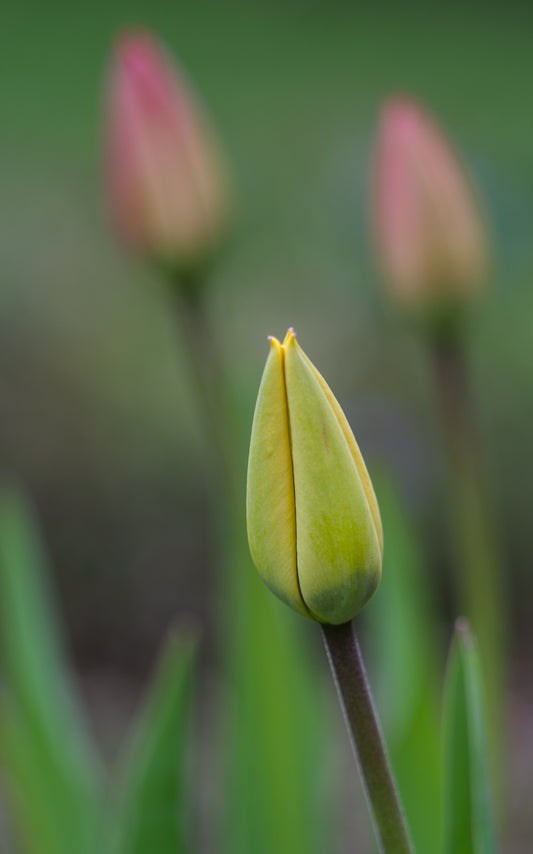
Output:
top-left (372, 98), bottom-right (488, 320)
top-left (104, 31), bottom-right (230, 277)
top-left (246, 329), bottom-right (383, 624)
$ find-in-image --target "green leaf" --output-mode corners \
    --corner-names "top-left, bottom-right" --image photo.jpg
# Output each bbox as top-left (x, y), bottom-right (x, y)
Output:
top-left (109, 625), bottom-right (198, 854)
top-left (220, 526), bottom-right (327, 854)
top-left (0, 488), bottom-right (103, 854)
top-left (367, 473), bottom-right (442, 853)
top-left (443, 619), bottom-right (496, 854)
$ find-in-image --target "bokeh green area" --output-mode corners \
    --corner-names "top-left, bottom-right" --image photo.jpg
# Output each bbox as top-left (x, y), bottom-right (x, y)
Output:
top-left (1, 1), bottom-right (533, 851)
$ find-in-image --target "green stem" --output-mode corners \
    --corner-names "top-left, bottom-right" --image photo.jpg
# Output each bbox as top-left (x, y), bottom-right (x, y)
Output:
top-left (172, 278), bottom-right (235, 492)
top-left (321, 621), bottom-right (414, 854)
top-left (430, 333), bottom-right (505, 792)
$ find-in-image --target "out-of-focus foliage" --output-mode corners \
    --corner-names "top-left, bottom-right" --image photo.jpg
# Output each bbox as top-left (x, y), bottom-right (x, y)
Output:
top-left (0, 490), bottom-right (103, 854)
top-left (442, 620), bottom-right (495, 854)
top-left (109, 627), bottom-right (197, 854)
top-left (0, 490), bottom-right (198, 854)
top-left (222, 525), bottom-right (327, 854)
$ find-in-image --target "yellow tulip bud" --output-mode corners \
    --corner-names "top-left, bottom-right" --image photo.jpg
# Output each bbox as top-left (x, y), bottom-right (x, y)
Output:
top-left (246, 329), bottom-right (383, 624)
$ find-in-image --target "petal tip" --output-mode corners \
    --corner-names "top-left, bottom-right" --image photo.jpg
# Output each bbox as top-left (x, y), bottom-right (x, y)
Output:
top-left (282, 327), bottom-right (296, 348)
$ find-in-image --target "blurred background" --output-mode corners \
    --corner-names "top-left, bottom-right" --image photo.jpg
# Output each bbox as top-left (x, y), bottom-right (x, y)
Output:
top-left (1, 0), bottom-right (533, 849)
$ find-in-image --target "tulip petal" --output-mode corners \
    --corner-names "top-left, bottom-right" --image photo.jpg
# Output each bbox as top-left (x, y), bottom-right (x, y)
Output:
top-left (246, 338), bottom-right (309, 618)
top-left (373, 98), bottom-right (487, 310)
top-left (105, 32), bottom-right (229, 271)
top-left (297, 346), bottom-right (383, 557)
top-left (284, 336), bottom-right (381, 624)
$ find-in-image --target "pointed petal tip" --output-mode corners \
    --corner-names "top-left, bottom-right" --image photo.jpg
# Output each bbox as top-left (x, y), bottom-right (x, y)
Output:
top-left (282, 327), bottom-right (296, 348)
top-left (113, 29), bottom-right (158, 70)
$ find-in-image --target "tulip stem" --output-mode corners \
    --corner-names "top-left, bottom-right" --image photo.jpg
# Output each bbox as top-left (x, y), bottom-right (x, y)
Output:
top-left (172, 277), bottom-right (234, 489)
top-left (321, 621), bottom-right (414, 854)
top-left (430, 332), bottom-right (505, 793)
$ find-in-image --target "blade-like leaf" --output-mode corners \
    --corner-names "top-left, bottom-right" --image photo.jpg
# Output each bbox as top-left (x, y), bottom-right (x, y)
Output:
top-left (443, 619), bottom-right (496, 854)
top-left (109, 625), bottom-right (198, 854)
top-left (367, 473), bottom-right (442, 853)
top-left (0, 488), bottom-right (103, 854)
top-left (221, 525), bottom-right (327, 854)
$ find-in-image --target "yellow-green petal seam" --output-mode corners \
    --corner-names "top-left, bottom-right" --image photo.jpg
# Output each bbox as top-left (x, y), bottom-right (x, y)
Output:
top-left (283, 334), bottom-right (381, 623)
top-left (246, 336), bottom-right (310, 617)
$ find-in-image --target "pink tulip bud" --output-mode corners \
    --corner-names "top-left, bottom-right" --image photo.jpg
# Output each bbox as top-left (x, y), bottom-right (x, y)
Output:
top-left (372, 98), bottom-right (488, 318)
top-left (105, 31), bottom-right (230, 276)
